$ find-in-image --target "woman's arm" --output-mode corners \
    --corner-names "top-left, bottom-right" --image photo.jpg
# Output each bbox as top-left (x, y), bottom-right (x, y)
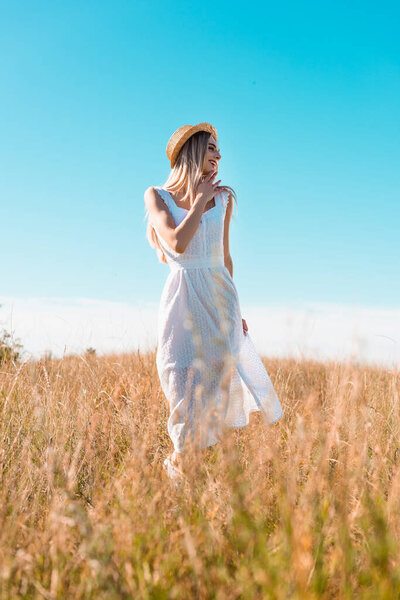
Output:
top-left (223, 193), bottom-right (234, 277)
top-left (144, 186), bottom-right (209, 254)
top-left (223, 193), bottom-right (248, 335)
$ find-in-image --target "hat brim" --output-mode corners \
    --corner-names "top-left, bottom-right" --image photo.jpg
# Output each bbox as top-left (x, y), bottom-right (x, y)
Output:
top-left (166, 122), bottom-right (217, 168)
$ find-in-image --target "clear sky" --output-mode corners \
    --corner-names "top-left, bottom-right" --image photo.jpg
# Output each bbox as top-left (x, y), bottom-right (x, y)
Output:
top-left (1, 1), bottom-right (399, 363)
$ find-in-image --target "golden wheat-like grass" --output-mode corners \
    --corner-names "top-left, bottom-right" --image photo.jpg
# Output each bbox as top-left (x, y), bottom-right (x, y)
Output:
top-left (0, 350), bottom-right (399, 599)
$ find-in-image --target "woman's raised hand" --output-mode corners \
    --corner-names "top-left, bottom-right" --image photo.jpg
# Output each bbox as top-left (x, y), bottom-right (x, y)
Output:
top-left (196, 170), bottom-right (222, 204)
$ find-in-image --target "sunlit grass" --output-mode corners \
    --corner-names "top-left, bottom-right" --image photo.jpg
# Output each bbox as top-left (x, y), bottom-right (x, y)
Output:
top-left (1, 350), bottom-right (399, 598)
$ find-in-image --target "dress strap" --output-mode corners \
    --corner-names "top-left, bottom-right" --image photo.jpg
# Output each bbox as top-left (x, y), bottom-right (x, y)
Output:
top-left (153, 186), bottom-right (172, 210)
top-left (219, 189), bottom-right (230, 211)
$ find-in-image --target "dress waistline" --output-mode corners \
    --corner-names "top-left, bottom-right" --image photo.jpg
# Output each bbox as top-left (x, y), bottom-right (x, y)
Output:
top-left (168, 256), bottom-right (225, 271)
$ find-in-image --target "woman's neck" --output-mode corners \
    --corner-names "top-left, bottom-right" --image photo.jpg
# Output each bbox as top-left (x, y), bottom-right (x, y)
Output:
top-left (166, 185), bottom-right (189, 202)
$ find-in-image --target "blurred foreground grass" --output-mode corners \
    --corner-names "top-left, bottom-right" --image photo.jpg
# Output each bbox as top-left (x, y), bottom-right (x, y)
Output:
top-left (1, 350), bottom-right (400, 599)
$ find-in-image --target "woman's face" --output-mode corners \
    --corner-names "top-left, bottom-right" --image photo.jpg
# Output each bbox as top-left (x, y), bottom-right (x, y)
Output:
top-left (202, 135), bottom-right (221, 174)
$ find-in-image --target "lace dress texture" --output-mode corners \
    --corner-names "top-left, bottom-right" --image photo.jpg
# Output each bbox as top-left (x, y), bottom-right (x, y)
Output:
top-left (151, 186), bottom-right (283, 453)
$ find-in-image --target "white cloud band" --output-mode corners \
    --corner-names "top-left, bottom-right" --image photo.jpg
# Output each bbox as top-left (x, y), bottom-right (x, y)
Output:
top-left (0, 296), bottom-right (399, 369)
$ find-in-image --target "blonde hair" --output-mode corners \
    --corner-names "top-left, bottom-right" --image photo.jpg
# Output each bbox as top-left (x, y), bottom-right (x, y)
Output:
top-left (145, 130), bottom-right (237, 264)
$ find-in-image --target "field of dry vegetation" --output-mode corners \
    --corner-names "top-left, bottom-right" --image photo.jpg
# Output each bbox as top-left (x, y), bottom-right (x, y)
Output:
top-left (1, 349), bottom-right (400, 599)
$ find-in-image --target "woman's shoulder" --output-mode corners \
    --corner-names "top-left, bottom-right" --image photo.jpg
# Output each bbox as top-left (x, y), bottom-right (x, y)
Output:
top-left (144, 186), bottom-right (170, 211)
top-left (144, 185), bottom-right (161, 196)
top-left (144, 186), bottom-right (156, 208)
top-left (145, 185), bottom-right (166, 199)
top-left (218, 185), bottom-right (234, 196)
top-left (217, 186), bottom-right (233, 208)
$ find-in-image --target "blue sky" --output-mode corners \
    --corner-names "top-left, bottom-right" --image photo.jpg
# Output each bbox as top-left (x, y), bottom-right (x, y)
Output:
top-left (1, 0), bottom-right (399, 320)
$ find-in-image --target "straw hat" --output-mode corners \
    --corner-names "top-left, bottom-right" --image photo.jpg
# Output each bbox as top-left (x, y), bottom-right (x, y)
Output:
top-left (166, 122), bottom-right (218, 168)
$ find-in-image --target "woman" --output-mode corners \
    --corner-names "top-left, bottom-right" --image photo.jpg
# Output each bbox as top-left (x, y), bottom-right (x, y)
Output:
top-left (144, 122), bottom-right (283, 481)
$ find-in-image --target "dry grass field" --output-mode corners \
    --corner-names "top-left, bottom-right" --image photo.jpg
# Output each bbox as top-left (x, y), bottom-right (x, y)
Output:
top-left (1, 350), bottom-right (400, 599)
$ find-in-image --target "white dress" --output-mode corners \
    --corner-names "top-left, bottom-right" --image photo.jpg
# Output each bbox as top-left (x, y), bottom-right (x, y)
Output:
top-left (151, 186), bottom-right (283, 453)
